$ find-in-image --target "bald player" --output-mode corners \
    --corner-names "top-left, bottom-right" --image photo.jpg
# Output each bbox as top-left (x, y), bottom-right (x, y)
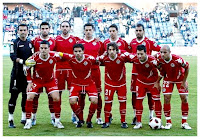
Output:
top-left (155, 45), bottom-right (191, 130)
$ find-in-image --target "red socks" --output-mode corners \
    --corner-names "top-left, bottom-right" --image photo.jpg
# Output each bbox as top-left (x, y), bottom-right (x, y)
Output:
top-left (86, 103), bottom-right (97, 122)
top-left (25, 100), bottom-right (33, 119)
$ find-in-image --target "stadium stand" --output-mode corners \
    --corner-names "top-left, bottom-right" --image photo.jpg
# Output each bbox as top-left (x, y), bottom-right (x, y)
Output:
top-left (2, 3), bottom-right (198, 56)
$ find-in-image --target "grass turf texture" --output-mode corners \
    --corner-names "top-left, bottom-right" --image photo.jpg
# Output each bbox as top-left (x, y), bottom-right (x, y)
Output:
top-left (3, 56), bottom-right (197, 136)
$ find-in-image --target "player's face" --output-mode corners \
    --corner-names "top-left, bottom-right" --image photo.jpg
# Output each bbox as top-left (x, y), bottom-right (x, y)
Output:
top-left (84, 26), bottom-right (94, 39)
top-left (135, 26), bottom-right (144, 40)
top-left (61, 22), bottom-right (71, 35)
top-left (109, 27), bottom-right (118, 39)
top-left (107, 46), bottom-right (117, 58)
top-left (74, 47), bottom-right (84, 60)
top-left (40, 25), bottom-right (50, 37)
top-left (40, 44), bottom-right (50, 56)
top-left (160, 47), bottom-right (170, 60)
top-left (137, 50), bottom-right (147, 62)
top-left (18, 26), bottom-right (28, 39)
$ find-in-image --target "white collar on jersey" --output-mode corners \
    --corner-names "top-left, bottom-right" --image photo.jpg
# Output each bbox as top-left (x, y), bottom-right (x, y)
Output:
top-left (164, 54), bottom-right (172, 63)
top-left (139, 55), bottom-right (148, 64)
top-left (83, 37), bottom-right (95, 42)
top-left (109, 37), bottom-right (119, 42)
top-left (76, 54), bottom-right (85, 63)
top-left (40, 35), bottom-right (50, 41)
top-left (136, 36), bottom-right (145, 43)
top-left (109, 54), bottom-right (118, 61)
top-left (61, 34), bottom-right (70, 39)
top-left (39, 53), bottom-right (50, 61)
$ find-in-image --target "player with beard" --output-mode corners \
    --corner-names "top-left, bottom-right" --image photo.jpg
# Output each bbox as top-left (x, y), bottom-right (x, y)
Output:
top-left (54, 21), bottom-right (80, 124)
top-left (8, 24), bottom-right (33, 128)
top-left (31, 22), bottom-right (56, 126)
top-left (129, 23), bottom-right (161, 125)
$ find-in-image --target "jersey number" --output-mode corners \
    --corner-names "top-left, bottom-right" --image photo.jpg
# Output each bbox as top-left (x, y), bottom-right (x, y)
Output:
top-left (105, 89), bottom-right (111, 96)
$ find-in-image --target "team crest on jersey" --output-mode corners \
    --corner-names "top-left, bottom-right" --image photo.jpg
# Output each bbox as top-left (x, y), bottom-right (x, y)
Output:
top-left (49, 41), bottom-right (53, 45)
top-left (105, 96), bottom-right (108, 100)
top-left (117, 42), bottom-right (121, 46)
top-left (170, 63), bottom-right (175, 67)
top-left (69, 38), bottom-right (73, 43)
top-left (83, 61), bottom-right (88, 66)
top-left (142, 42), bottom-right (146, 46)
top-left (163, 88), bottom-right (166, 92)
top-left (145, 63), bottom-right (149, 68)
top-left (116, 59), bottom-right (121, 64)
top-left (49, 59), bottom-right (53, 64)
top-left (92, 42), bottom-right (97, 46)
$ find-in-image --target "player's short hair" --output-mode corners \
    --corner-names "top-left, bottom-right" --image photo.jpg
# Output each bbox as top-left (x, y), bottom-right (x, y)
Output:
top-left (17, 24), bottom-right (28, 30)
top-left (107, 42), bottom-right (119, 52)
top-left (40, 40), bottom-right (50, 47)
top-left (109, 24), bottom-right (118, 31)
top-left (137, 44), bottom-right (146, 52)
top-left (84, 23), bottom-right (94, 30)
top-left (136, 23), bottom-right (144, 31)
top-left (40, 22), bottom-right (50, 29)
top-left (73, 43), bottom-right (84, 51)
top-left (60, 20), bottom-right (71, 28)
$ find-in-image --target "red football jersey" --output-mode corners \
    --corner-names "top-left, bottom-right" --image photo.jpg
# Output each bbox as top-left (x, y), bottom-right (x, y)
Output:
top-left (132, 55), bottom-right (159, 84)
top-left (97, 53), bottom-right (134, 86)
top-left (130, 37), bottom-right (160, 54)
top-left (155, 53), bottom-right (189, 82)
top-left (31, 36), bottom-right (56, 52)
top-left (55, 35), bottom-right (80, 69)
top-left (27, 52), bottom-right (61, 84)
top-left (62, 54), bottom-right (97, 85)
top-left (100, 37), bottom-right (131, 55)
top-left (78, 38), bottom-right (102, 69)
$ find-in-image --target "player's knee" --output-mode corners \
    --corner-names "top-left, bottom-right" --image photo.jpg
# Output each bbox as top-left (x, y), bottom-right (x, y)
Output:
top-left (180, 95), bottom-right (188, 103)
top-left (27, 94), bottom-right (35, 101)
top-left (69, 98), bottom-right (77, 105)
top-left (90, 97), bottom-right (98, 104)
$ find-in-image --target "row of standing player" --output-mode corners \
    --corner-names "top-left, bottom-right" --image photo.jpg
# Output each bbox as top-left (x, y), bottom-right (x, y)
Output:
top-left (8, 21), bottom-right (191, 130)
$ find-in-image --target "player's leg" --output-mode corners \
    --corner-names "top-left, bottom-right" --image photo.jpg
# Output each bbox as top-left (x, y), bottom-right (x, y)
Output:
top-left (65, 70), bottom-right (78, 124)
top-left (92, 68), bottom-right (103, 124)
top-left (24, 92), bottom-right (36, 129)
top-left (50, 90), bottom-right (64, 129)
top-left (31, 87), bottom-right (43, 126)
top-left (177, 82), bottom-right (191, 129)
top-left (101, 85), bottom-right (114, 128)
top-left (150, 87), bottom-right (162, 119)
top-left (20, 91), bottom-right (27, 125)
top-left (130, 74), bottom-right (137, 125)
top-left (133, 81), bottom-right (145, 129)
top-left (86, 83), bottom-right (98, 128)
top-left (47, 95), bottom-right (55, 125)
top-left (146, 92), bottom-right (154, 119)
top-left (46, 79), bottom-right (64, 129)
top-left (8, 87), bottom-right (20, 128)
top-left (162, 81), bottom-right (173, 129)
top-left (69, 85), bottom-right (84, 127)
top-left (117, 85), bottom-right (128, 128)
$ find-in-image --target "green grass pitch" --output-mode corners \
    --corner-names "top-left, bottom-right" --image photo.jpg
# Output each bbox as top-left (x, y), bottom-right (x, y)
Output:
top-left (2, 56), bottom-right (197, 136)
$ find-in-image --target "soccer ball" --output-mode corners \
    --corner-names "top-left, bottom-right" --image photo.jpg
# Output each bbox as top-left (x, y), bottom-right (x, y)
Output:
top-left (149, 117), bottom-right (162, 129)
top-left (25, 59), bottom-right (36, 67)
